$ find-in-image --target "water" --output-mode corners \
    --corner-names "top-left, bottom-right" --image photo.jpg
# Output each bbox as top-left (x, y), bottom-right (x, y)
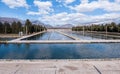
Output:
top-left (65, 31), bottom-right (120, 40)
top-left (0, 38), bottom-right (15, 41)
top-left (23, 31), bottom-right (73, 40)
top-left (0, 43), bottom-right (120, 59)
top-left (0, 31), bottom-right (120, 59)
top-left (23, 31), bottom-right (120, 40)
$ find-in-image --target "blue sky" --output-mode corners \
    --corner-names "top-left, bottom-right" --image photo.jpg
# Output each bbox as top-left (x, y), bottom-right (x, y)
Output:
top-left (0, 0), bottom-right (120, 26)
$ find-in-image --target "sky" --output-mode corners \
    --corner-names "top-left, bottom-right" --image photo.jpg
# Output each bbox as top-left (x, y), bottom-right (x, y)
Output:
top-left (0, 0), bottom-right (120, 26)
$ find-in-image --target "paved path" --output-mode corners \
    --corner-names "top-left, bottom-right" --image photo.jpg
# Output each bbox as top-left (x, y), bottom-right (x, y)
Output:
top-left (0, 60), bottom-right (120, 74)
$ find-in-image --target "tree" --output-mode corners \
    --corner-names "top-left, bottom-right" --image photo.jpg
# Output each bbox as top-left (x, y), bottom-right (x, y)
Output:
top-left (118, 23), bottom-right (120, 32)
top-left (25, 19), bottom-right (32, 34)
top-left (17, 21), bottom-right (22, 32)
top-left (31, 25), bottom-right (35, 33)
top-left (72, 22), bottom-right (119, 32)
top-left (3, 21), bottom-right (11, 34)
top-left (110, 22), bottom-right (117, 32)
top-left (0, 22), bottom-right (3, 33)
top-left (11, 21), bottom-right (17, 33)
top-left (0, 19), bottom-right (47, 34)
top-left (100, 24), bottom-right (104, 31)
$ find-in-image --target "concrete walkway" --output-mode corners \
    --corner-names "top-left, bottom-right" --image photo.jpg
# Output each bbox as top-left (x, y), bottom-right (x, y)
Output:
top-left (6, 40), bottom-right (120, 44)
top-left (10, 31), bottom-right (46, 41)
top-left (56, 31), bottom-right (80, 40)
top-left (0, 59), bottom-right (120, 74)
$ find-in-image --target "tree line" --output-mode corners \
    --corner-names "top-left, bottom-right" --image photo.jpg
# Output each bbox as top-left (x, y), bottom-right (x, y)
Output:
top-left (72, 22), bottom-right (120, 32)
top-left (0, 19), bottom-right (47, 34)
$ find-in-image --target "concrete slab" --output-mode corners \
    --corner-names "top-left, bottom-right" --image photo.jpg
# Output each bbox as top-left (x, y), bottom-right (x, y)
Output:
top-left (56, 31), bottom-right (80, 40)
top-left (0, 60), bottom-right (120, 74)
top-left (6, 40), bottom-right (120, 44)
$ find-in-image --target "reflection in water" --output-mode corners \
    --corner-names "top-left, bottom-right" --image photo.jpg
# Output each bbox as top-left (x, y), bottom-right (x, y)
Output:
top-left (75, 43), bottom-right (120, 59)
top-left (24, 32), bottom-right (73, 40)
top-left (0, 43), bottom-right (120, 59)
top-left (65, 31), bottom-right (120, 40)
top-left (0, 38), bottom-right (15, 41)
top-left (26, 44), bottom-right (52, 59)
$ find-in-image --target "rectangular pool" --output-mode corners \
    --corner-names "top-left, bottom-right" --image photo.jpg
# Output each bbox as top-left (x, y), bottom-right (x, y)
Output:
top-left (0, 43), bottom-right (120, 59)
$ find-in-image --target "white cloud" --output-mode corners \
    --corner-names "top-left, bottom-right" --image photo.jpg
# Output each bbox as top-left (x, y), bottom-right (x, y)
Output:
top-left (69, 0), bottom-right (120, 12)
top-left (39, 12), bottom-right (120, 26)
top-left (27, 0), bottom-right (120, 26)
top-left (65, 0), bottom-right (75, 4)
top-left (56, 0), bottom-right (75, 4)
top-left (69, 1), bottom-right (99, 12)
top-left (1, 0), bottom-right (28, 8)
top-left (115, 0), bottom-right (120, 3)
top-left (102, 1), bottom-right (120, 12)
top-left (27, 0), bottom-right (53, 15)
top-left (81, 0), bottom-right (89, 4)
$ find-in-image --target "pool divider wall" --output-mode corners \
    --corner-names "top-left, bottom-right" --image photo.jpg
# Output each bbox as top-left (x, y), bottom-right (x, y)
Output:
top-left (0, 58), bottom-right (120, 62)
top-left (10, 31), bottom-right (47, 41)
top-left (56, 31), bottom-right (80, 40)
top-left (3, 40), bottom-right (120, 44)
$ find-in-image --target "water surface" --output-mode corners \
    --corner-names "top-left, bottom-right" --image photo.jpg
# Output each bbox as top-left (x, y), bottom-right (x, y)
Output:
top-left (0, 38), bottom-right (15, 41)
top-left (23, 31), bottom-right (73, 40)
top-left (0, 43), bottom-right (120, 59)
top-left (65, 31), bottom-right (120, 40)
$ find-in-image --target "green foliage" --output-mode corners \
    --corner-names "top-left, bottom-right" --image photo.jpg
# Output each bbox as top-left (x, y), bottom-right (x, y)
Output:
top-left (17, 21), bottom-right (22, 32)
top-left (72, 22), bottom-right (120, 33)
top-left (0, 19), bottom-right (47, 34)
top-left (3, 21), bottom-right (11, 34)
top-left (0, 22), bottom-right (3, 33)
top-left (25, 19), bottom-right (32, 34)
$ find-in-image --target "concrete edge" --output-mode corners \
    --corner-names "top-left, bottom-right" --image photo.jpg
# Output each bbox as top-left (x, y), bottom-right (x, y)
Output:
top-left (0, 58), bottom-right (120, 62)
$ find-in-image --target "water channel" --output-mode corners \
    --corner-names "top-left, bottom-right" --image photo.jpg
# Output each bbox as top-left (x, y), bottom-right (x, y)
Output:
top-left (0, 31), bottom-right (120, 59)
